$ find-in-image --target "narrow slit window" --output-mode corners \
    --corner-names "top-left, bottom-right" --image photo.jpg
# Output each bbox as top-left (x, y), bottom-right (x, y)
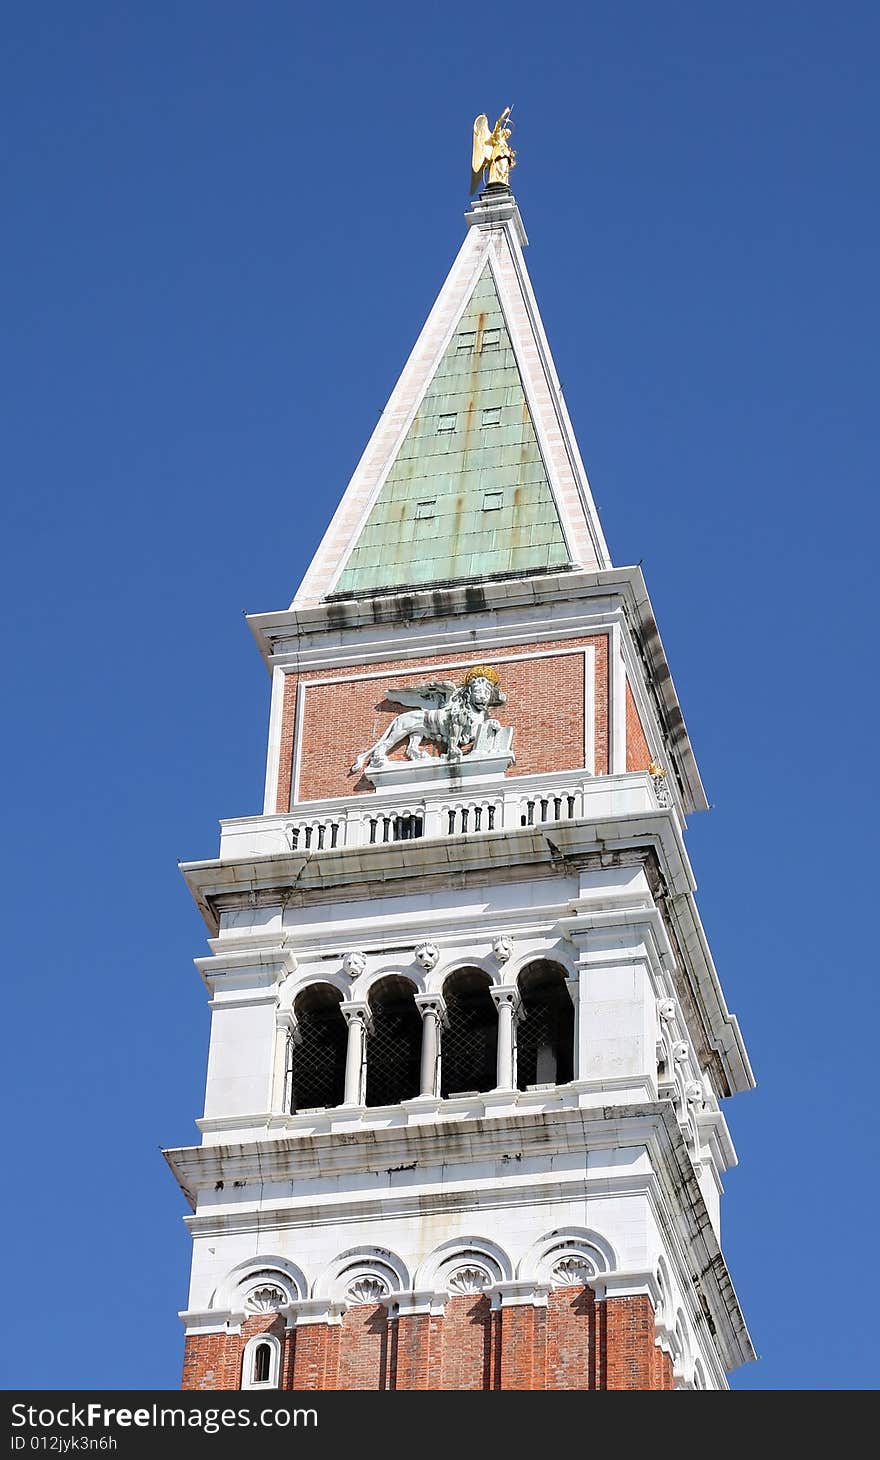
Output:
top-left (416, 500), bottom-right (436, 520)
top-left (437, 413), bottom-right (457, 433)
top-left (482, 406), bottom-right (501, 427)
top-left (480, 327), bottom-right (501, 351)
top-left (253, 1343), bottom-right (271, 1385)
top-left (482, 490), bottom-right (504, 512)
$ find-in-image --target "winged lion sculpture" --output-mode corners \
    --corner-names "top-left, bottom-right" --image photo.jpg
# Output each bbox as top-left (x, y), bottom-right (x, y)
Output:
top-left (351, 667), bottom-right (508, 775)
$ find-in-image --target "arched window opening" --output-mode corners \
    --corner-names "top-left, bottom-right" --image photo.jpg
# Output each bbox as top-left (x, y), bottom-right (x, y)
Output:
top-left (440, 969), bottom-right (497, 1097)
top-left (242, 1333), bottom-right (280, 1390)
top-left (365, 976), bottom-right (421, 1107)
top-left (516, 961), bottom-right (574, 1090)
top-left (253, 1342), bottom-right (271, 1385)
top-left (290, 984), bottom-right (347, 1112)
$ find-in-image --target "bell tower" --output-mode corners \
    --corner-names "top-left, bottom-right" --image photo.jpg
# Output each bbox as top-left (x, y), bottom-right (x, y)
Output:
top-left (165, 160), bottom-right (754, 1391)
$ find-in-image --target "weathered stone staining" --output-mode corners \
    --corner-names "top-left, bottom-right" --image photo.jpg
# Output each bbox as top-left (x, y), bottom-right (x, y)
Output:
top-left (166, 163), bottom-right (754, 1392)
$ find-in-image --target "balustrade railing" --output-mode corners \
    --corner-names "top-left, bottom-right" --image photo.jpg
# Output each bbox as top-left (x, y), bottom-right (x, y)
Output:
top-left (219, 770), bottom-right (672, 862)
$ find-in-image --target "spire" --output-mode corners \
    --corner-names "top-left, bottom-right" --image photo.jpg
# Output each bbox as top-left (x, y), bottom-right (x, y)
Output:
top-left (292, 172), bottom-right (610, 607)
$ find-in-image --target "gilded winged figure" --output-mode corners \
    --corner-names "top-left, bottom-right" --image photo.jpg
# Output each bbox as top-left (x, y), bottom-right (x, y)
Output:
top-left (471, 107), bottom-right (516, 194)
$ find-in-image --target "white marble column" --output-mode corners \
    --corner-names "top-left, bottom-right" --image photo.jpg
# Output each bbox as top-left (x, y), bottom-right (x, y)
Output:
top-left (490, 986), bottom-right (521, 1091)
top-left (340, 1002), bottom-right (372, 1106)
top-left (274, 1009), bottom-right (301, 1113)
top-left (414, 994), bottom-right (447, 1097)
top-left (564, 977), bottom-right (579, 1081)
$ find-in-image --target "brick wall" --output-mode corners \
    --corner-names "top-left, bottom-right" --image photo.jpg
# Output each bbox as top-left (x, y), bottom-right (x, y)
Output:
top-left (625, 682), bottom-right (652, 772)
top-left (276, 635), bottom-right (609, 810)
top-left (182, 1291), bottom-right (675, 1391)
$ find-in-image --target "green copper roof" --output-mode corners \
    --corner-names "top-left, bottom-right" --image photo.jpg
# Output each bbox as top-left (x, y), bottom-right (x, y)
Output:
top-left (334, 265), bottom-right (570, 594)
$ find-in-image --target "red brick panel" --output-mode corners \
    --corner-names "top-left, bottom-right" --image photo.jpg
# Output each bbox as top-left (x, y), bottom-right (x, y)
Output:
top-left (181, 1293), bottom-right (672, 1391)
top-left (182, 1314), bottom-right (286, 1392)
top-left (276, 673), bottom-right (299, 814)
top-left (625, 682), bottom-right (652, 772)
top-left (439, 1294), bottom-right (494, 1390)
top-left (602, 1294), bottom-right (660, 1390)
top-left (277, 635), bottom-right (609, 809)
top-left (498, 1302), bottom-right (544, 1390)
top-left (182, 1333), bottom-right (239, 1391)
top-left (290, 1322), bottom-right (340, 1391)
top-left (394, 1313), bottom-right (433, 1390)
top-left (546, 1285), bottom-right (597, 1390)
top-left (336, 1304), bottom-right (392, 1391)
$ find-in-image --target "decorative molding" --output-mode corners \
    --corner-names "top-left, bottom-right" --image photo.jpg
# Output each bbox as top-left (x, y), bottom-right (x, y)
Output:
top-left (416, 1237), bottom-right (512, 1294)
top-left (446, 1264), bottom-right (493, 1295)
top-left (245, 1284), bottom-right (287, 1315)
top-left (550, 1255), bottom-right (595, 1288)
top-left (315, 1247), bottom-right (409, 1304)
top-left (210, 1257), bottom-right (307, 1317)
top-left (346, 1276), bottom-right (389, 1305)
top-left (519, 1228), bottom-right (616, 1289)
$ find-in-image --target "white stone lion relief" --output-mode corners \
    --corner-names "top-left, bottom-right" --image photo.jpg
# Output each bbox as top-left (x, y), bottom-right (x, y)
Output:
top-left (350, 666), bottom-right (511, 775)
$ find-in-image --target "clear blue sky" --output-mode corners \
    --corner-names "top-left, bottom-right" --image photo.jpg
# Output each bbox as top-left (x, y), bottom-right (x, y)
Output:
top-left (2, 2), bottom-right (877, 1392)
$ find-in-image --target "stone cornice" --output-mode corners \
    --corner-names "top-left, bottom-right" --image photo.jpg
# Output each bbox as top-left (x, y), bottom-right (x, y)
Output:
top-left (181, 814), bottom-right (684, 925)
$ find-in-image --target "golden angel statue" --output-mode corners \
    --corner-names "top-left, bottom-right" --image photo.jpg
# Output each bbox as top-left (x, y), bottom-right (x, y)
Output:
top-left (471, 107), bottom-right (516, 194)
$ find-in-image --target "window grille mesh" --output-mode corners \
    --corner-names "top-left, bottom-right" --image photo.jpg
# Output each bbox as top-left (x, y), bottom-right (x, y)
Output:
top-left (516, 963), bottom-right (574, 1090)
top-left (290, 987), bottom-right (347, 1112)
top-left (440, 971), bottom-right (497, 1097)
top-left (365, 979), bottom-right (421, 1107)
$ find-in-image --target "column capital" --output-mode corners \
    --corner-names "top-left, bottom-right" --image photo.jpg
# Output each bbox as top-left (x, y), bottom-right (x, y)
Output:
top-left (275, 1008), bottom-right (302, 1040)
top-left (490, 984), bottom-right (522, 1018)
top-left (340, 1000), bottom-right (374, 1034)
top-left (414, 992), bottom-right (448, 1027)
